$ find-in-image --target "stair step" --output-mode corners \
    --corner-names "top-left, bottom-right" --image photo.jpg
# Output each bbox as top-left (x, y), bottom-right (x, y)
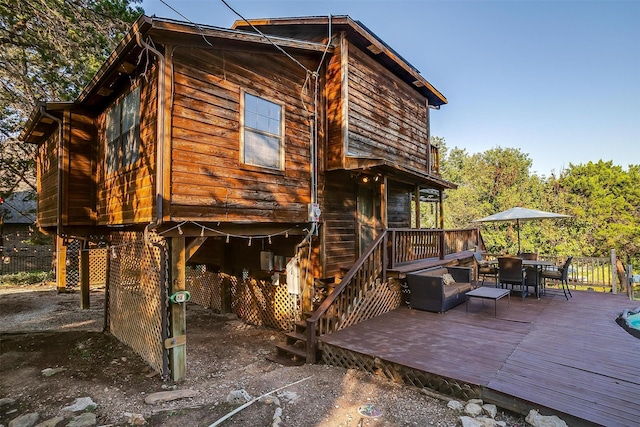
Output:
top-left (285, 331), bottom-right (306, 345)
top-left (276, 343), bottom-right (307, 360)
top-left (265, 353), bottom-right (305, 367)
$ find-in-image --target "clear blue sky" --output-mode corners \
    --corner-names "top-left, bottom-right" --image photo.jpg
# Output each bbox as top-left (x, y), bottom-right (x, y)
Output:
top-left (141, 0), bottom-right (640, 177)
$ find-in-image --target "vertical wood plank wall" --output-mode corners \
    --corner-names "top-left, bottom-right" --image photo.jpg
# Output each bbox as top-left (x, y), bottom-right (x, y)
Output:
top-left (96, 67), bottom-right (158, 225)
top-left (65, 112), bottom-right (96, 225)
top-left (37, 131), bottom-right (59, 227)
top-left (168, 47), bottom-right (319, 223)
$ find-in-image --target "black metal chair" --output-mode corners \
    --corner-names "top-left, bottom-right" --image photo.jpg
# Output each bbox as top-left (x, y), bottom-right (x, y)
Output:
top-left (541, 256), bottom-right (573, 300)
top-left (498, 257), bottom-right (531, 300)
top-left (473, 251), bottom-right (498, 287)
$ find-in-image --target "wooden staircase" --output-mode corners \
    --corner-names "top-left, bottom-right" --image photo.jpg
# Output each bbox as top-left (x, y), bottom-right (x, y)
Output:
top-left (270, 320), bottom-right (309, 366)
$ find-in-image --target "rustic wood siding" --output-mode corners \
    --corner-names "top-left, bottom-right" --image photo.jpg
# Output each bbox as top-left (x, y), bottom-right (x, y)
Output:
top-left (36, 131), bottom-right (59, 228)
top-left (322, 171), bottom-right (357, 278)
top-left (169, 48), bottom-right (317, 223)
top-left (64, 112), bottom-right (96, 225)
top-left (326, 35), bottom-right (344, 170)
top-left (387, 180), bottom-right (413, 228)
top-left (346, 43), bottom-right (429, 170)
top-left (96, 68), bottom-right (157, 225)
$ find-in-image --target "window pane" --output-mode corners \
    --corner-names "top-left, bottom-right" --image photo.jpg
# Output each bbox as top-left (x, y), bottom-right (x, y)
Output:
top-left (106, 105), bottom-right (119, 172)
top-left (244, 129), bottom-right (280, 169)
top-left (121, 87), bottom-right (140, 167)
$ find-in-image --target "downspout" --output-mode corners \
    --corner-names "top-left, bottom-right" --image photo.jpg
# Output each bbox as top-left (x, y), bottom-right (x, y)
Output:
top-left (40, 104), bottom-right (64, 243)
top-left (135, 31), bottom-right (166, 231)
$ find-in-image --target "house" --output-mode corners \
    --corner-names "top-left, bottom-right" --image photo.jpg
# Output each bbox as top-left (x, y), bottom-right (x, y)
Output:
top-left (21, 15), bottom-right (476, 380)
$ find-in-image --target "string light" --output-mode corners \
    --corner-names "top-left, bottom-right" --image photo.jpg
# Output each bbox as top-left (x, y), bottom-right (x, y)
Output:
top-left (200, 226), bottom-right (205, 237)
top-left (226, 234), bottom-right (230, 243)
top-left (248, 237), bottom-right (252, 246)
top-left (178, 225), bottom-right (183, 235)
top-left (268, 236), bottom-right (272, 245)
top-left (111, 247), bottom-right (117, 259)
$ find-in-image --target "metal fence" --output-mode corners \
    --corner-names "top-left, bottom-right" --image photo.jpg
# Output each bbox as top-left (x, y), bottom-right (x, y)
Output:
top-left (0, 253), bottom-right (53, 275)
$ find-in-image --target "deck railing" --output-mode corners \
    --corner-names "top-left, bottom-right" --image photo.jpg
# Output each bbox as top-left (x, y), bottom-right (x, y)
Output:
top-left (306, 231), bottom-right (388, 363)
top-left (388, 228), bottom-right (480, 268)
top-left (539, 255), bottom-right (616, 292)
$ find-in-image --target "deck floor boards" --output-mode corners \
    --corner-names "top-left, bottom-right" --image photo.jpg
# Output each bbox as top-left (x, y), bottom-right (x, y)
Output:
top-left (320, 290), bottom-right (640, 426)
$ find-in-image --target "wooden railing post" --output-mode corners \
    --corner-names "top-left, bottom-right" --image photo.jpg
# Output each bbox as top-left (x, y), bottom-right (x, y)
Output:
top-left (439, 230), bottom-right (445, 260)
top-left (306, 319), bottom-right (317, 364)
top-left (611, 249), bottom-right (617, 294)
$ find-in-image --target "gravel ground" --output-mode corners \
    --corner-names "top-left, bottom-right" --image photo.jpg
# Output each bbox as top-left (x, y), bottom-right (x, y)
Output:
top-left (0, 283), bottom-right (530, 426)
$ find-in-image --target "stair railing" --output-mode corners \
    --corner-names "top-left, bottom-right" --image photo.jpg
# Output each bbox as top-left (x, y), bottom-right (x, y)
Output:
top-left (305, 231), bottom-right (387, 363)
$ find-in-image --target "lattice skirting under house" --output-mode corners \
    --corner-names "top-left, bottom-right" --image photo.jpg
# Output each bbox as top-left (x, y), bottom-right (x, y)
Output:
top-left (320, 342), bottom-right (480, 401)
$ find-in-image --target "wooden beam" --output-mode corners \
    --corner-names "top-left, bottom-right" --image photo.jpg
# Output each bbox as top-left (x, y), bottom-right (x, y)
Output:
top-left (169, 236), bottom-right (187, 381)
top-left (185, 237), bottom-right (207, 262)
top-left (80, 246), bottom-right (90, 309)
top-left (56, 235), bottom-right (67, 293)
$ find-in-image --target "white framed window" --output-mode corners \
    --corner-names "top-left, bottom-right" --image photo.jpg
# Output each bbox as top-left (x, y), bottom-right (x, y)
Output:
top-left (241, 92), bottom-right (284, 170)
top-left (106, 86), bottom-right (141, 173)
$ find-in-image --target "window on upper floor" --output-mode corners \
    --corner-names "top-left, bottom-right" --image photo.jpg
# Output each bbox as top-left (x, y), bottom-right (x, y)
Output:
top-left (241, 92), bottom-right (284, 171)
top-left (106, 86), bottom-right (141, 173)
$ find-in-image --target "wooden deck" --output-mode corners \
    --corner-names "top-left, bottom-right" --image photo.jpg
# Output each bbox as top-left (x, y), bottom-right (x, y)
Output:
top-left (319, 289), bottom-right (640, 426)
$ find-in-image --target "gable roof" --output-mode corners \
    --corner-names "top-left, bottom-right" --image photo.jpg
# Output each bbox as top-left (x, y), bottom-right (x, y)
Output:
top-left (20, 15), bottom-right (332, 143)
top-left (232, 15), bottom-right (447, 107)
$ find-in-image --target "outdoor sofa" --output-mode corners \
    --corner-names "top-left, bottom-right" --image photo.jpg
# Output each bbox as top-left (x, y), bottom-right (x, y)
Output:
top-left (406, 266), bottom-right (473, 313)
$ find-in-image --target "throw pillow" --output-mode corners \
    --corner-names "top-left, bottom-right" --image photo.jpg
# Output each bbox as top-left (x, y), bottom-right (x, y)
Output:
top-left (442, 273), bottom-right (456, 285)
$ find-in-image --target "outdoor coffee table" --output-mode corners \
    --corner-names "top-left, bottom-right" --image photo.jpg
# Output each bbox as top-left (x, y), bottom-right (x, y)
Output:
top-left (466, 287), bottom-right (510, 317)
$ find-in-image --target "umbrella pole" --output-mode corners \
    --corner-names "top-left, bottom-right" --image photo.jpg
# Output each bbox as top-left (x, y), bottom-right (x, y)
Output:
top-left (517, 219), bottom-right (521, 254)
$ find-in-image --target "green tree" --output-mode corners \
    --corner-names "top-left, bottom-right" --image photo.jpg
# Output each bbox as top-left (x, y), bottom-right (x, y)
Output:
top-left (0, 0), bottom-right (143, 194)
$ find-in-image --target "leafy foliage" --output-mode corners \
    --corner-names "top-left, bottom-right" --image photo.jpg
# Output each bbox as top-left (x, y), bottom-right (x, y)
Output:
top-left (0, 0), bottom-right (143, 194)
top-left (437, 138), bottom-right (639, 266)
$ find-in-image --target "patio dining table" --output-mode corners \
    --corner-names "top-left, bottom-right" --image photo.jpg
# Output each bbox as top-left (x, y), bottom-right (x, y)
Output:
top-left (486, 258), bottom-right (555, 298)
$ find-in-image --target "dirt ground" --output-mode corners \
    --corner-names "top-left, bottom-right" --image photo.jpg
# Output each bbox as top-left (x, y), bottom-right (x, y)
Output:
top-left (0, 283), bottom-right (529, 426)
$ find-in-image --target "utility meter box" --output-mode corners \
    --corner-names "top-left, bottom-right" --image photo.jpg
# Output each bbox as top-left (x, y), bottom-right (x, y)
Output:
top-left (260, 251), bottom-right (274, 271)
top-left (308, 203), bottom-right (321, 222)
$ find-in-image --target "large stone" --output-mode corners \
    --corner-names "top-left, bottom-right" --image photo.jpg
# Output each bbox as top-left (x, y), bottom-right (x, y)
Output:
top-left (123, 413), bottom-right (146, 426)
top-left (525, 409), bottom-right (568, 427)
top-left (144, 389), bottom-right (198, 405)
top-left (460, 416), bottom-right (501, 427)
top-left (34, 417), bottom-right (65, 427)
top-left (61, 397), bottom-right (96, 413)
top-left (447, 400), bottom-right (464, 411)
top-left (0, 398), bottom-right (16, 408)
top-left (65, 412), bottom-right (96, 427)
top-left (41, 368), bottom-right (67, 377)
top-left (464, 402), bottom-right (483, 417)
top-left (482, 403), bottom-right (497, 419)
top-left (224, 389), bottom-right (252, 405)
top-left (8, 413), bottom-right (40, 427)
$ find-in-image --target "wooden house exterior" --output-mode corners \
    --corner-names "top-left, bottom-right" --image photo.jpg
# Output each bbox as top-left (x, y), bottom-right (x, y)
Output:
top-left (21, 15), bottom-right (473, 379)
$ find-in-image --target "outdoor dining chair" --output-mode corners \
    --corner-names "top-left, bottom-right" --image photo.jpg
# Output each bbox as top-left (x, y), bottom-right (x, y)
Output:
top-left (473, 251), bottom-right (498, 287)
top-left (498, 257), bottom-right (531, 300)
top-left (541, 256), bottom-right (573, 300)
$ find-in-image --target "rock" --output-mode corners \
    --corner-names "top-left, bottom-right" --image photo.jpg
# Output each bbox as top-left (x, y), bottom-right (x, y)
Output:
top-left (123, 413), bottom-right (146, 426)
top-left (482, 403), bottom-right (497, 419)
top-left (144, 389), bottom-right (197, 405)
top-left (34, 417), bottom-right (64, 427)
top-left (525, 409), bottom-right (568, 427)
top-left (0, 398), bottom-right (16, 408)
top-left (460, 416), bottom-right (501, 427)
top-left (61, 397), bottom-right (96, 413)
top-left (41, 368), bottom-right (67, 377)
top-left (259, 396), bottom-right (280, 406)
top-left (8, 413), bottom-right (39, 427)
top-left (276, 391), bottom-right (299, 403)
top-left (65, 412), bottom-right (96, 427)
top-left (464, 402), bottom-right (483, 417)
top-left (447, 400), bottom-right (464, 411)
top-left (224, 389), bottom-right (252, 405)
top-left (468, 398), bottom-right (484, 405)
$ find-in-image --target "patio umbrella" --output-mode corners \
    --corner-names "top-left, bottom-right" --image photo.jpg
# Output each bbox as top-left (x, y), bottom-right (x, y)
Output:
top-left (473, 207), bottom-right (570, 253)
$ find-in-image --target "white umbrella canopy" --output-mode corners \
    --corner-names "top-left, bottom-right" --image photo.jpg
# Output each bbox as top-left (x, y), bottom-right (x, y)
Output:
top-left (473, 207), bottom-right (571, 253)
